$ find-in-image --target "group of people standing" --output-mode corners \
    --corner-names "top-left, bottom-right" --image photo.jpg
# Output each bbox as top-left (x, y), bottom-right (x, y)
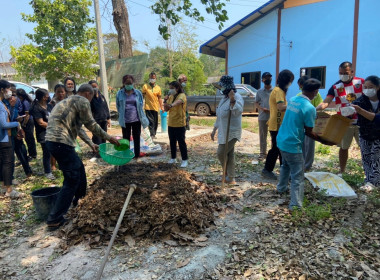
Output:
top-left (254, 61), bottom-right (380, 209)
top-left (0, 78), bottom-right (110, 198)
top-left (116, 73), bottom-right (189, 167)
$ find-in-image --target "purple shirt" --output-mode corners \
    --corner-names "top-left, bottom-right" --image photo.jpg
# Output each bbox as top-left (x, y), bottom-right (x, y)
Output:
top-left (124, 91), bottom-right (140, 123)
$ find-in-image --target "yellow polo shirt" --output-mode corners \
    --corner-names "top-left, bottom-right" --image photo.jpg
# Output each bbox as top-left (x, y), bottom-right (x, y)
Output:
top-left (267, 86), bottom-right (287, 131)
top-left (142, 83), bottom-right (162, 111)
top-left (167, 93), bottom-right (187, 127)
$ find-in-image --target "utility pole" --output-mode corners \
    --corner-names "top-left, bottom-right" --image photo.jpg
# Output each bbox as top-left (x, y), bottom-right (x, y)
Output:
top-left (93, 0), bottom-right (109, 104)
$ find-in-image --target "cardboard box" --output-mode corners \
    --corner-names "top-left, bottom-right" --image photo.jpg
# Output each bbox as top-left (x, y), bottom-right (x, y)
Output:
top-left (313, 112), bottom-right (352, 144)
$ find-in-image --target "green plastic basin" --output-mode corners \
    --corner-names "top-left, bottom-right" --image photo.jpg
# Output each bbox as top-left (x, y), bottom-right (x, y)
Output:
top-left (114, 139), bottom-right (130, 151)
top-left (99, 143), bottom-right (134, 165)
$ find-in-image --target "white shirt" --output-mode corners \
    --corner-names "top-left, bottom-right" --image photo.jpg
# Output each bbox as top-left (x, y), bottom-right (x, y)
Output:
top-left (214, 93), bottom-right (244, 144)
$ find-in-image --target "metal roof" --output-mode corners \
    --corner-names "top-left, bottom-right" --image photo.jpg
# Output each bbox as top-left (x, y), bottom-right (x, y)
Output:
top-left (199, 0), bottom-right (285, 58)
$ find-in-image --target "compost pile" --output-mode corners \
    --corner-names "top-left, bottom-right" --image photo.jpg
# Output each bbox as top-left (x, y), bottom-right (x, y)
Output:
top-left (58, 162), bottom-right (219, 247)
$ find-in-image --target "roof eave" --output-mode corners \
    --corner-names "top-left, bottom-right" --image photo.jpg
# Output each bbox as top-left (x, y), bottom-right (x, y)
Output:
top-left (199, 0), bottom-right (285, 58)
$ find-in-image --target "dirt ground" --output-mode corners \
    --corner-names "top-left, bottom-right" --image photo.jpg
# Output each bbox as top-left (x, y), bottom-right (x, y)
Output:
top-left (0, 116), bottom-right (379, 280)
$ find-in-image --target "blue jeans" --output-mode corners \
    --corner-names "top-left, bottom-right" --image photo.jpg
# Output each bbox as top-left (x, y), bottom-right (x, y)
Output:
top-left (46, 141), bottom-right (87, 224)
top-left (277, 151), bottom-right (304, 209)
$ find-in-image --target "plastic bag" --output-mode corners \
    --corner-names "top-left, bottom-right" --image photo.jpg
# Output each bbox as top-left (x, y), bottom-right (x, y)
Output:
top-left (304, 172), bottom-right (357, 198)
top-left (340, 106), bottom-right (356, 117)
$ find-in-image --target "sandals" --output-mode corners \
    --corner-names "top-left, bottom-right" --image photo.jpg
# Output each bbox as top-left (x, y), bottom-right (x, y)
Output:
top-left (5, 190), bottom-right (24, 198)
top-left (47, 219), bottom-right (67, 231)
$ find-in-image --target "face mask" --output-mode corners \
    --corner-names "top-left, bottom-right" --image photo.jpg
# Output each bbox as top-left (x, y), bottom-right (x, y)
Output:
top-left (4, 90), bottom-right (12, 99)
top-left (181, 82), bottom-right (186, 88)
top-left (264, 80), bottom-right (271, 86)
top-left (363, 88), bottom-right (377, 98)
top-left (168, 89), bottom-right (176, 95)
top-left (149, 79), bottom-right (156, 84)
top-left (124, 85), bottom-right (134, 91)
top-left (66, 87), bottom-right (74, 92)
top-left (285, 83), bottom-right (292, 89)
top-left (339, 75), bottom-right (351, 83)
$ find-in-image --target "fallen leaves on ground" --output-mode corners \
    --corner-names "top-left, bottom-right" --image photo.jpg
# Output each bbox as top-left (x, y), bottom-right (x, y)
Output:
top-left (58, 162), bottom-right (220, 249)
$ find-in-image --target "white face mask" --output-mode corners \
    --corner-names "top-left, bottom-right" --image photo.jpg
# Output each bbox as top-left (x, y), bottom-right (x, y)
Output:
top-left (181, 82), bottom-right (186, 88)
top-left (168, 89), bottom-right (176, 95)
top-left (149, 79), bottom-right (156, 84)
top-left (4, 90), bottom-right (12, 99)
top-left (363, 88), bottom-right (377, 98)
top-left (339, 75), bottom-right (351, 83)
top-left (66, 87), bottom-right (74, 92)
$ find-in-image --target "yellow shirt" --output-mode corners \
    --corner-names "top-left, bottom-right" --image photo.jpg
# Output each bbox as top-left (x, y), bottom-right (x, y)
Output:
top-left (267, 86), bottom-right (287, 131)
top-left (142, 83), bottom-right (162, 111)
top-left (167, 93), bottom-right (187, 127)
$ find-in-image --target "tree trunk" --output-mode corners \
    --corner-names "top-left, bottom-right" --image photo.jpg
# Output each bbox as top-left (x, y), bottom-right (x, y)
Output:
top-left (111, 0), bottom-right (133, 58)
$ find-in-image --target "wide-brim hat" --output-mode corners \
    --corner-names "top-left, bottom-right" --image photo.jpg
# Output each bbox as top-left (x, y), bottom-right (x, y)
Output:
top-left (213, 75), bottom-right (235, 91)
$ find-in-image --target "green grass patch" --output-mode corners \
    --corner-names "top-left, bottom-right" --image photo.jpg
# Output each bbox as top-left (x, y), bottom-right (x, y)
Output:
top-left (289, 198), bottom-right (331, 226)
top-left (316, 143), bottom-right (331, 155)
top-left (189, 118), bottom-right (215, 127)
top-left (242, 120), bottom-right (259, 133)
top-left (342, 158), bottom-right (365, 188)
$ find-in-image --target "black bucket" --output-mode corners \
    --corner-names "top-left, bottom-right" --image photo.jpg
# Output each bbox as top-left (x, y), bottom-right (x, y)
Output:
top-left (31, 187), bottom-right (61, 221)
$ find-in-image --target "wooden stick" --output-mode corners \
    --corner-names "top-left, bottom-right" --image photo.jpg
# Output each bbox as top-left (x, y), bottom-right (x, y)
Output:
top-left (96, 184), bottom-right (137, 280)
top-left (222, 109), bottom-right (232, 188)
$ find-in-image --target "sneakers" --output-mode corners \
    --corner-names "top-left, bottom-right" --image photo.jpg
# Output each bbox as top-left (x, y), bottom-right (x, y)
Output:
top-left (45, 173), bottom-right (56, 180)
top-left (168, 158), bottom-right (177, 164)
top-left (360, 182), bottom-right (375, 192)
top-left (168, 159), bottom-right (189, 167)
top-left (261, 169), bottom-right (277, 180)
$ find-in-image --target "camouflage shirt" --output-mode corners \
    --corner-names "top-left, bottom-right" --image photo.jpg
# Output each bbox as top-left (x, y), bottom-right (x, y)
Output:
top-left (46, 95), bottom-right (111, 147)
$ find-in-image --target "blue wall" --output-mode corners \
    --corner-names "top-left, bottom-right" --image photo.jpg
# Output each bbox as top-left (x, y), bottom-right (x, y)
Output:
top-left (228, 10), bottom-right (278, 88)
top-left (356, 0), bottom-right (380, 79)
top-left (226, 0), bottom-right (379, 100)
top-left (279, 0), bottom-right (354, 99)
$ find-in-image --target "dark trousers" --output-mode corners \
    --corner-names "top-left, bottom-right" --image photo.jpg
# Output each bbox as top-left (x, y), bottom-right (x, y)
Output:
top-left (0, 141), bottom-right (14, 186)
top-left (24, 119), bottom-right (37, 158)
top-left (145, 110), bottom-right (158, 137)
top-left (122, 121), bottom-right (141, 158)
top-left (264, 130), bottom-right (282, 172)
top-left (92, 120), bottom-right (108, 145)
top-left (40, 142), bottom-right (51, 174)
top-left (12, 137), bottom-right (32, 176)
top-left (46, 141), bottom-right (86, 224)
top-left (168, 126), bottom-right (188, 160)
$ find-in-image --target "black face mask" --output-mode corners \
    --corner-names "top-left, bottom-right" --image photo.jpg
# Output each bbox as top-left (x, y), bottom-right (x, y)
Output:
top-left (264, 79), bottom-right (271, 86)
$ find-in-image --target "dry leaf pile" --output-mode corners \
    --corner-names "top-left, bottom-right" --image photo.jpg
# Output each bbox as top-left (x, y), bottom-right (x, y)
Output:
top-left (59, 162), bottom-right (219, 247)
top-left (207, 186), bottom-right (380, 279)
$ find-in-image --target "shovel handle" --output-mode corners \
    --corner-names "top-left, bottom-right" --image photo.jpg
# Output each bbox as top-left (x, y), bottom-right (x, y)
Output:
top-left (96, 184), bottom-right (136, 280)
top-left (222, 109), bottom-right (232, 188)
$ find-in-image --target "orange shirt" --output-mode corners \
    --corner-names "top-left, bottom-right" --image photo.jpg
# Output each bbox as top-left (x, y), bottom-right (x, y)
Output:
top-left (142, 83), bottom-right (162, 111)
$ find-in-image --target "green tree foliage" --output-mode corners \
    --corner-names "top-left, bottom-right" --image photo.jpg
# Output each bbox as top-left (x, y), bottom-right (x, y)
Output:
top-left (151, 0), bottom-right (229, 39)
top-left (103, 33), bottom-right (119, 61)
top-left (103, 33), bottom-right (146, 61)
top-left (145, 46), bottom-right (206, 94)
top-left (199, 54), bottom-right (225, 77)
top-left (11, 0), bottom-right (98, 83)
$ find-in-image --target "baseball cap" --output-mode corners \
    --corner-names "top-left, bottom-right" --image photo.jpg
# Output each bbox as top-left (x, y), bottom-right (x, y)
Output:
top-left (262, 72), bottom-right (272, 79)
